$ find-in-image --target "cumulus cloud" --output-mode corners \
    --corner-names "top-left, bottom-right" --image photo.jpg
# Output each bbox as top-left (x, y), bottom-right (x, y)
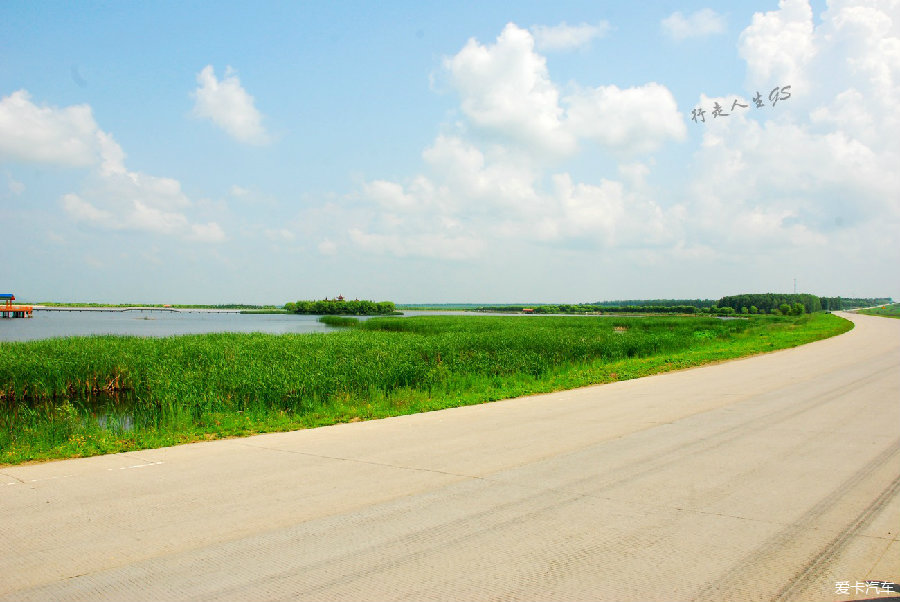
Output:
top-left (446, 23), bottom-right (575, 156)
top-left (565, 83), bottom-right (687, 154)
top-left (192, 65), bottom-right (270, 145)
top-left (687, 0), bottom-right (900, 259)
top-left (0, 90), bottom-right (226, 242)
top-left (531, 21), bottom-right (610, 51)
top-left (349, 23), bottom-right (688, 260)
top-left (363, 180), bottom-right (420, 212)
top-left (421, 135), bottom-right (542, 210)
top-left (189, 222), bottom-right (227, 243)
top-left (351, 132), bottom-right (679, 261)
top-left (738, 0), bottom-right (815, 89)
top-left (444, 23), bottom-right (685, 158)
top-left (62, 193), bottom-right (116, 227)
top-left (352, 6), bottom-right (898, 277)
top-left (662, 9), bottom-right (727, 40)
top-left (0, 90), bottom-right (106, 167)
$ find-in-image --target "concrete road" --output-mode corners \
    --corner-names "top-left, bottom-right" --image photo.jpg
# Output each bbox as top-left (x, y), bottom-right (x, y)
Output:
top-left (1, 312), bottom-right (897, 601)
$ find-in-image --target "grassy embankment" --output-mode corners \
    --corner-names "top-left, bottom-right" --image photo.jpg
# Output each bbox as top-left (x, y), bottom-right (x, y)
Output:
top-left (0, 313), bottom-right (851, 465)
top-left (855, 304), bottom-right (900, 318)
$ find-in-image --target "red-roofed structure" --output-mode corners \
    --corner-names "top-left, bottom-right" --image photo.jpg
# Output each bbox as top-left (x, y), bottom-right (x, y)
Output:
top-left (1, 293), bottom-right (33, 318)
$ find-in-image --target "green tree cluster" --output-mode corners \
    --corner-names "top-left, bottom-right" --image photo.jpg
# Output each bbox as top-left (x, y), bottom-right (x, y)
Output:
top-left (285, 299), bottom-right (396, 315)
top-left (718, 294), bottom-right (821, 314)
top-left (720, 294), bottom-right (893, 313)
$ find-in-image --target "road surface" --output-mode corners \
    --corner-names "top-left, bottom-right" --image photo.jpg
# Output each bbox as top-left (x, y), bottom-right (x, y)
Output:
top-left (2, 312), bottom-right (898, 601)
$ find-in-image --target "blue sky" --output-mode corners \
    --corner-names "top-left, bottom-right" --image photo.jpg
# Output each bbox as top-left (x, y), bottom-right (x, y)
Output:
top-left (1, 0), bottom-right (897, 304)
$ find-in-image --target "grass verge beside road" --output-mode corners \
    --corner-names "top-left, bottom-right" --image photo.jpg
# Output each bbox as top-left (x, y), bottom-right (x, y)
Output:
top-left (855, 304), bottom-right (900, 318)
top-left (0, 313), bottom-right (851, 465)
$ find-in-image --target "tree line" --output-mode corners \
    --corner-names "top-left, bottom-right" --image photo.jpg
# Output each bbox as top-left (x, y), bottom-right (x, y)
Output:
top-left (476, 304), bottom-right (705, 314)
top-left (591, 299), bottom-right (717, 308)
top-left (718, 294), bottom-right (892, 314)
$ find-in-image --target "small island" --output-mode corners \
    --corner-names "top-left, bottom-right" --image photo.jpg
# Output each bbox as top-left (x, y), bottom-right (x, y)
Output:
top-left (284, 297), bottom-right (396, 316)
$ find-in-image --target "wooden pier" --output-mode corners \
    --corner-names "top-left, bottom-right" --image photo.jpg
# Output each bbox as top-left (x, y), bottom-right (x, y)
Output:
top-left (1, 294), bottom-right (33, 318)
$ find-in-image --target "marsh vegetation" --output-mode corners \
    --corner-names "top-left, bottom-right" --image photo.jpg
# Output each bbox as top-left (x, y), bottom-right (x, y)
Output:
top-left (0, 313), bottom-right (851, 464)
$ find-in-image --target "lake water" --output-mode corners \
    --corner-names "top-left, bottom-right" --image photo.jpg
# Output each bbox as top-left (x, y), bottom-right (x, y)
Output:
top-left (0, 309), bottom-right (344, 342)
top-left (0, 309), bottom-right (649, 343)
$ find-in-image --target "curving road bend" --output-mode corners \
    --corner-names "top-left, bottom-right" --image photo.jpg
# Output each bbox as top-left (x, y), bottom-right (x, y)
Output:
top-left (1, 312), bottom-right (897, 601)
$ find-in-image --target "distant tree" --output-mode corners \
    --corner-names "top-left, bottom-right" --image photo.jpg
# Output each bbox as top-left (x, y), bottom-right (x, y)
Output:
top-left (749, 305), bottom-right (758, 314)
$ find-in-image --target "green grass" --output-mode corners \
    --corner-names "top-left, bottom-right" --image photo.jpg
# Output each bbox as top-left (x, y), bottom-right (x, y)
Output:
top-left (318, 315), bottom-right (360, 327)
top-left (856, 304), bottom-right (900, 318)
top-left (0, 313), bottom-right (852, 465)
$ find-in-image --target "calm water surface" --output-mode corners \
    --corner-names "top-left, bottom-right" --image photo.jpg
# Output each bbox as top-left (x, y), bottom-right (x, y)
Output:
top-left (0, 310), bottom-right (342, 342)
top-left (0, 309), bottom-right (613, 343)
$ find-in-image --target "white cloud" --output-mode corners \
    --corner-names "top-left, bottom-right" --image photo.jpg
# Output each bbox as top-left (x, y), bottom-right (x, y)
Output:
top-left (349, 6), bottom-right (898, 283)
top-left (94, 169), bottom-right (191, 212)
top-left (351, 132), bottom-right (679, 261)
top-left (192, 65), bottom-right (270, 145)
top-left (0, 89), bottom-right (228, 243)
top-left (444, 24), bottom-right (685, 159)
top-left (63, 144), bottom-right (213, 240)
top-left (364, 180), bottom-right (420, 211)
top-left (738, 0), bottom-right (816, 89)
top-left (662, 9), bottom-right (727, 41)
top-left (445, 23), bottom-right (575, 156)
top-left (422, 135), bottom-right (541, 210)
top-left (0, 90), bottom-right (106, 167)
top-left (531, 21), bottom-right (610, 51)
top-left (128, 200), bottom-right (190, 235)
top-left (63, 191), bottom-right (228, 243)
top-left (686, 0), bottom-right (900, 259)
top-left (565, 83), bottom-right (687, 154)
top-left (62, 193), bottom-right (116, 227)
top-left (346, 23), bottom-right (688, 261)
top-left (189, 222), bottom-right (227, 243)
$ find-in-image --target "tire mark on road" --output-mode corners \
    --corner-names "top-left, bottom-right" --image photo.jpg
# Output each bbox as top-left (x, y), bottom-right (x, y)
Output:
top-left (772, 470), bottom-right (900, 602)
top-left (695, 438), bottom-right (900, 602)
top-left (500, 357), bottom-right (893, 506)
